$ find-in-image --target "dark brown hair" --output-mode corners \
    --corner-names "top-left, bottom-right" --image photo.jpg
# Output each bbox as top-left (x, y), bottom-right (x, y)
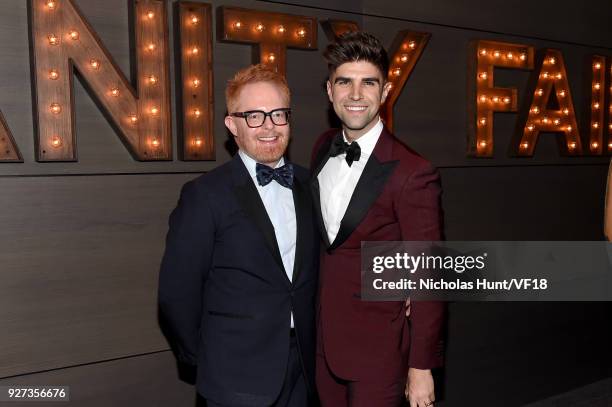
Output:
top-left (323, 31), bottom-right (389, 78)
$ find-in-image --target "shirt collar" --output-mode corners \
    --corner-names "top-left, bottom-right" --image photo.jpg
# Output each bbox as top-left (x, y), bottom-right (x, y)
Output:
top-left (342, 118), bottom-right (383, 157)
top-left (238, 150), bottom-right (286, 181)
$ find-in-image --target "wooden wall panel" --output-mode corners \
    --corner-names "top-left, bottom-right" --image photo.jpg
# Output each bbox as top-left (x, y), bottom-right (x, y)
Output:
top-left (0, 351), bottom-right (195, 407)
top-left (0, 173), bottom-right (196, 378)
top-left (363, 0), bottom-right (612, 48)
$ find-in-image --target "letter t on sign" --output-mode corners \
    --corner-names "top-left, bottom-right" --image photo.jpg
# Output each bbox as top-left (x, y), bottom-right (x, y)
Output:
top-left (218, 7), bottom-right (317, 76)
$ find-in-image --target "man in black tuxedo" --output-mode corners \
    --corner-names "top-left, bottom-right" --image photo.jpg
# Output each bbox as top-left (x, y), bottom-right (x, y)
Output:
top-left (158, 64), bottom-right (318, 407)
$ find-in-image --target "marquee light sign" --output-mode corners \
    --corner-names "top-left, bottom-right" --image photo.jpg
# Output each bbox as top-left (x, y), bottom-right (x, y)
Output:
top-left (177, 2), bottom-right (214, 160)
top-left (30, 0), bottom-right (172, 161)
top-left (514, 49), bottom-right (582, 156)
top-left (0, 1), bottom-right (609, 163)
top-left (468, 40), bottom-right (534, 157)
top-left (218, 6), bottom-right (317, 76)
top-left (469, 41), bottom-right (610, 157)
top-left (0, 111), bottom-right (22, 162)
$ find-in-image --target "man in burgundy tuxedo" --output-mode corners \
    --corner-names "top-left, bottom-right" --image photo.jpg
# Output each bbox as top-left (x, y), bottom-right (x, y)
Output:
top-left (311, 32), bottom-right (445, 407)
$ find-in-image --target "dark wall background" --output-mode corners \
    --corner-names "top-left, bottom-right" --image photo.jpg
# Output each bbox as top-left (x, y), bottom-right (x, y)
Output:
top-left (1, 0), bottom-right (610, 406)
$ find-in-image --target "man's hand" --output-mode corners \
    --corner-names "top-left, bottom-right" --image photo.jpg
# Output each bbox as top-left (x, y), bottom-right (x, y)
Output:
top-left (405, 297), bottom-right (411, 317)
top-left (405, 367), bottom-right (435, 407)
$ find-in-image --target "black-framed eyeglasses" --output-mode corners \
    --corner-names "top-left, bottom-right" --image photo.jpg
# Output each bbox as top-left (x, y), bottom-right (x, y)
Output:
top-left (230, 108), bottom-right (291, 128)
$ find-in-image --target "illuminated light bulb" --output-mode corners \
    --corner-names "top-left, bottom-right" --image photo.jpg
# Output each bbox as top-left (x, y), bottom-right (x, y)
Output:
top-left (110, 88), bottom-right (120, 97)
top-left (48, 34), bottom-right (59, 45)
top-left (90, 59), bottom-right (100, 69)
top-left (46, 1), bottom-right (56, 9)
top-left (267, 53), bottom-right (276, 63)
top-left (478, 72), bottom-right (487, 80)
top-left (148, 75), bottom-right (157, 84)
top-left (594, 102), bottom-right (600, 109)
top-left (527, 124), bottom-right (535, 131)
top-left (548, 57), bottom-right (556, 64)
top-left (296, 28), bottom-right (306, 38)
top-left (130, 115), bottom-right (138, 123)
top-left (507, 52), bottom-right (514, 59)
top-left (492, 96), bottom-right (500, 103)
top-left (399, 54), bottom-right (409, 63)
top-left (566, 125), bottom-right (572, 131)
top-left (608, 142), bottom-right (612, 149)
top-left (50, 103), bottom-right (61, 114)
top-left (536, 89), bottom-right (544, 96)
top-left (479, 95), bottom-right (487, 103)
top-left (192, 78), bottom-right (200, 88)
top-left (255, 23), bottom-right (265, 32)
top-left (479, 49), bottom-right (487, 56)
top-left (493, 50), bottom-right (500, 58)
top-left (194, 138), bottom-right (203, 147)
top-left (146, 11), bottom-right (155, 19)
top-left (558, 90), bottom-right (566, 97)
top-left (541, 116), bottom-right (549, 124)
top-left (147, 43), bottom-right (156, 52)
top-left (553, 119), bottom-right (560, 125)
top-left (609, 124), bottom-right (612, 130)
top-left (568, 141), bottom-right (576, 150)
top-left (193, 108), bottom-right (201, 117)
top-left (503, 97), bottom-right (511, 104)
top-left (150, 107), bottom-right (159, 115)
top-left (521, 141), bottom-right (529, 149)
top-left (233, 21), bottom-right (242, 29)
top-left (594, 82), bottom-right (601, 90)
top-left (592, 142), bottom-right (599, 149)
top-left (190, 15), bottom-right (199, 25)
top-left (69, 30), bottom-right (79, 41)
top-left (478, 140), bottom-right (487, 148)
top-left (520, 53), bottom-right (527, 61)
top-left (191, 46), bottom-right (199, 55)
top-left (51, 136), bottom-right (62, 147)
top-left (151, 138), bottom-right (160, 147)
top-left (276, 25), bottom-right (285, 34)
top-left (392, 68), bottom-right (401, 76)
top-left (593, 122), bottom-right (599, 129)
top-left (542, 72), bottom-right (549, 79)
top-left (555, 73), bottom-right (562, 80)
top-left (48, 69), bottom-right (59, 80)
top-left (531, 107), bottom-right (540, 114)
top-left (594, 62), bottom-right (602, 70)
top-left (408, 41), bottom-right (416, 49)
top-left (479, 117), bottom-right (486, 125)
top-left (563, 108), bottom-right (569, 115)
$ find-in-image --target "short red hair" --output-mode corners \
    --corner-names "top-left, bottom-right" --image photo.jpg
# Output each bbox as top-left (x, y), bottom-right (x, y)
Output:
top-left (225, 64), bottom-right (290, 112)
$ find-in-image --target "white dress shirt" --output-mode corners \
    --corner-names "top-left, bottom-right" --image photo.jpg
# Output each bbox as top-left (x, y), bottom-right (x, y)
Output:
top-left (318, 119), bottom-right (384, 244)
top-left (239, 151), bottom-right (296, 327)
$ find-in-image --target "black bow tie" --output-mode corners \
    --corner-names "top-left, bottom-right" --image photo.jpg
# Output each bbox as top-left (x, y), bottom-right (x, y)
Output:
top-left (329, 135), bottom-right (361, 166)
top-left (256, 162), bottom-right (294, 189)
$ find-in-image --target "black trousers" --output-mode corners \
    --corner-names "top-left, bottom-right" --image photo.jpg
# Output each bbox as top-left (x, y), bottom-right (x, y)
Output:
top-left (206, 334), bottom-right (308, 407)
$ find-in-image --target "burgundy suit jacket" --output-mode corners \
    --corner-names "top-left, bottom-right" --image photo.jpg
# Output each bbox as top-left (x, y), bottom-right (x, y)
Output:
top-left (311, 127), bottom-right (445, 381)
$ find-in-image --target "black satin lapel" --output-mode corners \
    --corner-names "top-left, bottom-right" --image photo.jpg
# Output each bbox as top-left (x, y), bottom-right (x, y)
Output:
top-left (329, 156), bottom-right (398, 251)
top-left (310, 179), bottom-right (331, 247)
top-left (312, 135), bottom-right (335, 178)
top-left (231, 160), bottom-right (288, 283)
top-left (310, 135), bottom-right (336, 247)
top-left (291, 179), bottom-right (310, 284)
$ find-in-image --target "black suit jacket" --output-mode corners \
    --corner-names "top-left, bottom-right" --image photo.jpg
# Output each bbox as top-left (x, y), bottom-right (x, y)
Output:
top-left (158, 155), bottom-right (319, 406)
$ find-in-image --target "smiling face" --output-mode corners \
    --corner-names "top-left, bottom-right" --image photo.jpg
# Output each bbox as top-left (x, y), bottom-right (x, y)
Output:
top-left (224, 81), bottom-right (290, 167)
top-left (327, 60), bottom-right (391, 142)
